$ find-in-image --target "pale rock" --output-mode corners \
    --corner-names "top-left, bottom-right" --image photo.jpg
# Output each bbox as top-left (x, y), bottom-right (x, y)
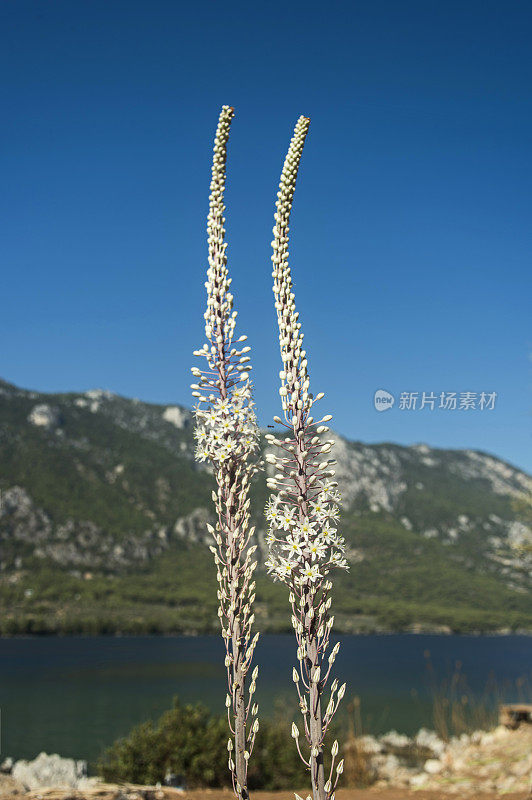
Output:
top-left (163, 406), bottom-right (187, 428)
top-left (415, 727), bottom-right (446, 757)
top-left (372, 753), bottom-right (400, 780)
top-left (380, 730), bottom-right (411, 749)
top-left (12, 753), bottom-right (86, 789)
top-left (174, 508), bottom-right (213, 546)
top-left (85, 389), bottom-right (113, 400)
top-left (493, 724), bottom-right (510, 739)
top-left (28, 404), bottom-right (60, 429)
top-left (356, 735), bottom-right (382, 754)
top-left (424, 758), bottom-right (444, 774)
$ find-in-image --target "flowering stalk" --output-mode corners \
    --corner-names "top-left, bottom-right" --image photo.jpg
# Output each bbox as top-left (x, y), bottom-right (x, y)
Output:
top-left (192, 105), bottom-right (260, 800)
top-left (264, 116), bottom-right (349, 800)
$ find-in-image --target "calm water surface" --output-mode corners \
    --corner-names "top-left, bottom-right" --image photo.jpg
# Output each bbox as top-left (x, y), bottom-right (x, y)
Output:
top-left (0, 634), bottom-right (530, 765)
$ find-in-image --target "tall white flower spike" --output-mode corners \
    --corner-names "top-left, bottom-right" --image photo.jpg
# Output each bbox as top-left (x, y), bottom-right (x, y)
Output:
top-left (265, 116), bottom-right (348, 800)
top-left (192, 105), bottom-right (260, 800)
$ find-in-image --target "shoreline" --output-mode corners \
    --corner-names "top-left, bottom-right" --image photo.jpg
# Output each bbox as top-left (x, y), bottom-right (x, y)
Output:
top-left (0, 628), bottom-right (531, 639)
top-left (3, 723), bottom-right (531, 797)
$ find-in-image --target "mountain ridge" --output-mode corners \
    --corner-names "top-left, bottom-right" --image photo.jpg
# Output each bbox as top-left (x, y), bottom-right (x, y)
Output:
top-left (0, 378), bottom-right (530, 635)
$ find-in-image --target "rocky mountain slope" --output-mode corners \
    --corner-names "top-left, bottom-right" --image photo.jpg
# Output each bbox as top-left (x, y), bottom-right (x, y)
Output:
top-left (0, 378), bottom-right (530, 634)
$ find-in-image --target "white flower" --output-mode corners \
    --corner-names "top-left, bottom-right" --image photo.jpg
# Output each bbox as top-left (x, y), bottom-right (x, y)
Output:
top-left (280, 507), bottom-right (296, 530)
top-left (310, 499), bottom-right (324, 515)
top-left (283, 535), bottom-right (303, 557)
top-left (308, 540), bottom-right (327, 562)
top-left (196, 445), bottom-right (210, 462)
top-left (330, 552), bottom-right (347, 568)
top-left (278, 558), bottom-right (296, 578)
top-left (300, 562), bottom-right (321, 583)
top-left (265, 497), bottom-right (280, 523)
top-left (320, 523), bottom-right (337, 543)
top-left (297, 519), bottom-right (314, 538)
top-left (265, 558), bottom-right (277, 575)
top-left (327, 504), bottom-right (341, 523)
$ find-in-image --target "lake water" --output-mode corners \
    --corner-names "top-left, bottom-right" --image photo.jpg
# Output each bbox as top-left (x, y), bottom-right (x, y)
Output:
top-left (0, 634), bottom-right (530, 766)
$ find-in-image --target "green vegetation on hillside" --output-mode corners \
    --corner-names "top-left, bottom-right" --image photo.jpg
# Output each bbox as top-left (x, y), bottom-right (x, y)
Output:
top-left (0, 380), bottom-right (530, 635)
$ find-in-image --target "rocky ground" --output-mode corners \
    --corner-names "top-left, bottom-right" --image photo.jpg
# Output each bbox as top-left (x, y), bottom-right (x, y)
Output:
top-left (0, 785), bottom-right (527, 800)
top-left (351, 723), bottom-right (532, 793)
top-left (0, 725), bottom-right (530, 800)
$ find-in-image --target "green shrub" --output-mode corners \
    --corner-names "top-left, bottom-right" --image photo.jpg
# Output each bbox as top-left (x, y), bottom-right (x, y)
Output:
top-left (247, 703), bottom-right (309, 790)
top-left (98, 697), bottom-right (229, 787)
top-left (98, 697), bottom-right (312, 790)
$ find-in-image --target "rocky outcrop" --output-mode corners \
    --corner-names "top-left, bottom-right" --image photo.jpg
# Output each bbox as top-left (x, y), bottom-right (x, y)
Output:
top-left (162, 407), bottom-right (188, 429)
top-left (27, 405), bottom-right (61, 430)
top-left (12, 753), bottom-right (86, 790)
top-left (0, 487), bottom-right (169, 570)
top-left (173, 508), bottom-right (213, 546)
top-left (351, 724), bottom-right (532, 793)
top-left (0, 487), bottom-right (53, 547)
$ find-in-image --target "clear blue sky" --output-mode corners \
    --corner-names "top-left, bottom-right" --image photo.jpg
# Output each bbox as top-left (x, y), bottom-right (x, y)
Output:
top-left (1, 0), bottom-right (531, 472)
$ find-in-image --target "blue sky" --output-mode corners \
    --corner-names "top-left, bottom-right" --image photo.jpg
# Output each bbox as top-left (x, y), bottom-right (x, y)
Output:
top-left (1, 0), bottom-right (531, 472)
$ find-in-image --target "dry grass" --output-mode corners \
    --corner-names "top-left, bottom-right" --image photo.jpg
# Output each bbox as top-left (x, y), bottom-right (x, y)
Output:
top-left (424, 651), bottom-right (531, 741)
